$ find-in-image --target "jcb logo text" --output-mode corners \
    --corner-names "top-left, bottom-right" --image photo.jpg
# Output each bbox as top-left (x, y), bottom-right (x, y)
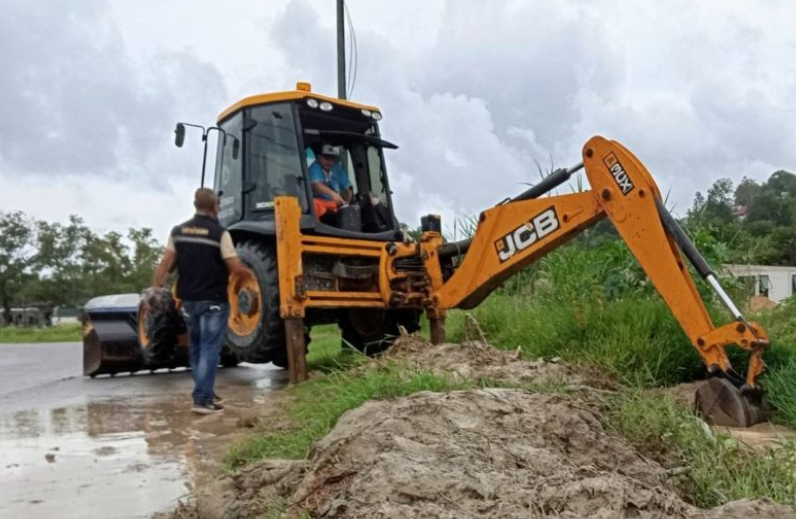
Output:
top-left (494, 207), bottom-right (560, 263)
top-left (603, 153), bottom-right (634, 195)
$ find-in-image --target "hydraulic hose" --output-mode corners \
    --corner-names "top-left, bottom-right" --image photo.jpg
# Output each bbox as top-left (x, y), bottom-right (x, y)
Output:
top-left (438, 163), bottom-right (584, 259)
top-left (655, 198), bottom-right (744, 321)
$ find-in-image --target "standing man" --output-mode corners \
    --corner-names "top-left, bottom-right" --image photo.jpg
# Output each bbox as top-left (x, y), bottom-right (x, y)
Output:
top-left (152, 188), bottom-right (250, 415)
top-left (309, 144), bottom-right (354, 218)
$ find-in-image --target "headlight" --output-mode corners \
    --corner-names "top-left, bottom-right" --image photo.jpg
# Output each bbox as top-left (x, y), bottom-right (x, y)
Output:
top-left (372, 112), bottom-right (382, 121)
top-left (361, 109), bottom-right (372, 117)
top-left (306, 98), bottom-right (319, 109)
top-left (319, 102), bottom-right (334, 112)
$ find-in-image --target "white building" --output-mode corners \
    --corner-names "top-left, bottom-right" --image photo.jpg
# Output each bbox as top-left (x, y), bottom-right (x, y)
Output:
top-left (724, 264), bottom-right (796, 304)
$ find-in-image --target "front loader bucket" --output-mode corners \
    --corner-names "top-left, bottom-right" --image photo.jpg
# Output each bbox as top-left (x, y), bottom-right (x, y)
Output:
top-left (83, 294), bottom-right (145, 377)
top-left (695, 377), bottom-right (768, 428)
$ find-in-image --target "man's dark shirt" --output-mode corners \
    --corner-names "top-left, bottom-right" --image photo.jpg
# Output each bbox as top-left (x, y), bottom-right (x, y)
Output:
top-left (167, 214), bottom-right (236, 302)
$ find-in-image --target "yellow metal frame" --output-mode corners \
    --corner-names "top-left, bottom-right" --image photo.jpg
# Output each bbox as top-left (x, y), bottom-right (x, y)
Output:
top-left (218, 88), bottom-right (381, 123)
top-left (273, 136), bottom-right (769, 389)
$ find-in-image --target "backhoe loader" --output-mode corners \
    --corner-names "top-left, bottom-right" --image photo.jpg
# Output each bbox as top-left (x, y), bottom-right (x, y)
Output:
top-left (83, 82), bottom-right (770, 428)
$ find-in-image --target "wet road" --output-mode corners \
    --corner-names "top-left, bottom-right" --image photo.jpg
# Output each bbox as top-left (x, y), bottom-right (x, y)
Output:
top-left (0, 342), bottom-right (288, 519)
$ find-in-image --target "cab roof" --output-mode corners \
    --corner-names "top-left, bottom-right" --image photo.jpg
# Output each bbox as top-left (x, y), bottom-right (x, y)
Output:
top-left (217, 82), bottom-right (381, 123)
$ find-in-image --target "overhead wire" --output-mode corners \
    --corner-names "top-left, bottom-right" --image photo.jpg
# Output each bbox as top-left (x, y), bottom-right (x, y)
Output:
top-left (344, 1), bottom-right (353, 96)
top-left (344, 1), bottom-right (358, 98)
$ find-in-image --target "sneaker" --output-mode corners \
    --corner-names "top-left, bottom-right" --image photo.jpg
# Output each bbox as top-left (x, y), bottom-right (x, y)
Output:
top-left (192, 402), bottom-right (224, 415)
top-left (213, 393), bottom-right (224, 404)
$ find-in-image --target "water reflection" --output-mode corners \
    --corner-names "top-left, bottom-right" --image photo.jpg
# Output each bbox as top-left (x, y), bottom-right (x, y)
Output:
top-left (0, 366), bottom-right (288, 519)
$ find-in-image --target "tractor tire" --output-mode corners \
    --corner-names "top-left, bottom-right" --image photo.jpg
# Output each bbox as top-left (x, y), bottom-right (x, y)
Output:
top-left (339, 309), bottom-right (421, 356)
top-left (137, 291), bottom-right (184, 366)
top-left (220, 349), bottom-right (240, 368)
top-left (225, 241), bottom-right (285, 363)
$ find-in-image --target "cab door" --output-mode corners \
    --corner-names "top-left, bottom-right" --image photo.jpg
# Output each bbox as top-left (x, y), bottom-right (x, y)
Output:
top-left (215, 112), bottom-right (243, 227)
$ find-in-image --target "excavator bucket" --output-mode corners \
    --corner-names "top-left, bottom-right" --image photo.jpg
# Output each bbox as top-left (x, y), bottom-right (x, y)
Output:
top-left (83, 291), bottom-right (237, 377)
top-left (83, 294), bottom-right (146, 377)
top-left (695, 377), bottom-right (768, 427)
top-left (82, 293), bottom-right (192, 377)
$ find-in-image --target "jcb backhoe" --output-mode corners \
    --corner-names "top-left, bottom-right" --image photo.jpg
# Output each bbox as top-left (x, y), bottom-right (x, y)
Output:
top-left (83, 82), bottom-right (770, 428)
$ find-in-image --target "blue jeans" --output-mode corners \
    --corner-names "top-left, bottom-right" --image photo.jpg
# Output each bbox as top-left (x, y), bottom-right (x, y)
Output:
top-left (181, 301), bottom-right (230, 406)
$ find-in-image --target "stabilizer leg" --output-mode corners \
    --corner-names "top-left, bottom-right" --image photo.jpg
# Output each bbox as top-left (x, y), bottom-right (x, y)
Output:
top-left (285, 318), bottom-right (308, 384)
top-left (429, 317), bottom-right (446, 345)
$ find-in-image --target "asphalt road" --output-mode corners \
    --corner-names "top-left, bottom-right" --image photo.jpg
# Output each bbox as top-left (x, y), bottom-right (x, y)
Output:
top-left (0, 342), bottom-right (288, 519)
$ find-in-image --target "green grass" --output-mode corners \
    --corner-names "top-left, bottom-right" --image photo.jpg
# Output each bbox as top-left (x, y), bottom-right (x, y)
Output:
top-left (305, 324), bottom-right (366, 373)
top-left (762, 357), bottom-right (796, 426)
top-left (0, 323), bottom-right (82, 343)
top-left (751, 300), bottom-right (796, 426)
top-left (446, 295), bottom-right (706, 387)
top-left (607, 390), bottom-right (796, 508)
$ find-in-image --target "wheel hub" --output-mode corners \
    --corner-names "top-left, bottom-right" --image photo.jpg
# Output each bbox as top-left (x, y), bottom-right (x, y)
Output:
top-left (237, 288), bottom-right (259, 316)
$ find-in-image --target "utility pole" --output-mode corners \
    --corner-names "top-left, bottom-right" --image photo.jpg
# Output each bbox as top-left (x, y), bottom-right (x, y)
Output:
top-left (337, 0), bottom-right (346, 100)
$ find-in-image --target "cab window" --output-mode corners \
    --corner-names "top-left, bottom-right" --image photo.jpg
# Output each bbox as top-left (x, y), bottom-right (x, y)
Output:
top-left (246, 103), bottom-right (305, 212)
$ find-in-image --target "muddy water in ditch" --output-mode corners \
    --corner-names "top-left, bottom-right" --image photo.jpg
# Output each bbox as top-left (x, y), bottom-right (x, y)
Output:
top-left (0, 342), bottom-right (288, 519)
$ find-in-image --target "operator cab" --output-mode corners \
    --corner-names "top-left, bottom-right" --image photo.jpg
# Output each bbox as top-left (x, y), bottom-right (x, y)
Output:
top-left (210, 82), bottom-right (400, 238)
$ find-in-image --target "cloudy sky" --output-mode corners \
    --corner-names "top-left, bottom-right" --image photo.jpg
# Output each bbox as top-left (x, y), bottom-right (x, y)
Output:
top-left (1, 0), bottom-right (795, 241)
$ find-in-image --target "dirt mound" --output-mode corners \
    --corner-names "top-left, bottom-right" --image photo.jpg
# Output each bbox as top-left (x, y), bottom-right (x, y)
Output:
top-left (749, 295), bottom-right (778, 312)
top-left (384, 336), bottom-right (617, 391)
top-left (170, 389), bottom-right (793, 519)
top-left (157, 341), bottom-right (793, 519)
top-left (664, 381), bottom-right (706, 409)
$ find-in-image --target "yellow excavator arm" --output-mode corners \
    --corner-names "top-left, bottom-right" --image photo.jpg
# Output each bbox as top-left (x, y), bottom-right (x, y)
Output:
top-left (273, 136), bottom-right (769, 426)
top-left (419, 136), bottom-right (769, 426)
top-left (431, 136), bottom-right (768, 380)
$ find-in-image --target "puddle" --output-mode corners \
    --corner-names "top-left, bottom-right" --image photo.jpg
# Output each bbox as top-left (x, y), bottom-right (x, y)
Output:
top-left (717, 421), bottom-right (796, 450)
top-left (0, 354), bottom-right (288, 519)
top-left (1, 402), bottom-right (188, 518)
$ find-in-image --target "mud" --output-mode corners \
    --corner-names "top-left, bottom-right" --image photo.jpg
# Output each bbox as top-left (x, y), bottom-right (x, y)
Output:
top-left (384, 336), bottom-right (618, 391)
top-left (664, 380), bottom-right (706, 409)
top-left (164, 389), bottom-right (793, 519)
top-left (160, 338), bottom-right (794, 519)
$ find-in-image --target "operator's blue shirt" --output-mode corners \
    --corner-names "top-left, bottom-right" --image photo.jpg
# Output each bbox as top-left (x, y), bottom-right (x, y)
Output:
top-left (309, 160), bottom-right (351, 200)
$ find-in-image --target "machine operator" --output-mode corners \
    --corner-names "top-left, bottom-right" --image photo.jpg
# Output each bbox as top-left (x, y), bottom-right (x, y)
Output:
top-left (309, 144), bottom-right (353, 218)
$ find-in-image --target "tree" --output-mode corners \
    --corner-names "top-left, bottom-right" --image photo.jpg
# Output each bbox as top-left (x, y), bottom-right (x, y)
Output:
top-left (704, 178), bottom-right (735, 226)
top-left (734, 177), bottom-right (761, 207)
top-left (127, 227), bottom-right (163, 291)
top-left (765, 170), bottom-right (796, 198)
top-left (0, 212), bottom-right (35, 324)
top-left (82, 230), bottom-right (132, 297)
top-left (34, 215), bottom-right (94, 306)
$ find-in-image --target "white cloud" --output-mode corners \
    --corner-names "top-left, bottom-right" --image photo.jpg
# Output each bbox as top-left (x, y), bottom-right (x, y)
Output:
top-left (0, 164), bottom-right (195, 240)
top-left (2, 0), bottom-right (796, 239)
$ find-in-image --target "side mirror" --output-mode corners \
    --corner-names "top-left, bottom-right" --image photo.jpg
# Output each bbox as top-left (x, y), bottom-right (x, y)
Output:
top-left (232, 138), bottom-right (240, 160)
top-left (174, 123), bottom-right (186, 147)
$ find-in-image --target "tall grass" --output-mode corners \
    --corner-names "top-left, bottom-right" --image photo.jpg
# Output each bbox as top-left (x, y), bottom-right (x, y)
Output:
top-left (752, 300), bottom-right (796, 425)
top-left (448, 295), bottom-right (707, 387)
